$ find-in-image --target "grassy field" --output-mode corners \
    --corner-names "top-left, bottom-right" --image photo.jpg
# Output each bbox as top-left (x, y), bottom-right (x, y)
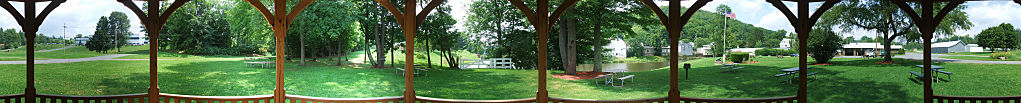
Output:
top-left (946, 51), bottom-right (1021, 56)
top-left (0, 45), bottom-right (149, 61)
top-left (941, 56), bottom-right (1021, 61)
top-left (1, 49), bottom-right (1020, 103)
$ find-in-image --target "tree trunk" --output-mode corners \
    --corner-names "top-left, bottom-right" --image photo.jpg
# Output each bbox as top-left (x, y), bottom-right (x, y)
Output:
top-left (300, 33), bottom-right (305, 65)
top-left (375, 24), bottom-right (387, 68)
top-left (882, 32), bottom-right (894, 62)
top-left (593, 20), bottom-right (603, 73)
top-left (426, 35), bottom-right (432, 68)
top-left (559, 18), bottom-right (578, 75)
top-left (337, 38), bottom-right (344, 65)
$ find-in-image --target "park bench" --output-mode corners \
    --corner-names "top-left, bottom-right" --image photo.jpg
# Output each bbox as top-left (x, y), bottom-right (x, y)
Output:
top-left (807, 72), bottom-right (820, 80)
top-left (613, 75), bottom-right (635, 87)
top-left (774, 72), bottom-right (794, 83)
top-left (909, 71), bottom-right (923, 80)
top-left (935, 70), bottom-right (952, 81)
top-left (593, 74), bottom-right (614, 85)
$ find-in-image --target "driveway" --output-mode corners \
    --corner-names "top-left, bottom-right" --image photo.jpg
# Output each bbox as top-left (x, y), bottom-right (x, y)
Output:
top-left (0, 54), bottom-right (133, 64)
top-left (895, 53), bottom-right (1021, 64)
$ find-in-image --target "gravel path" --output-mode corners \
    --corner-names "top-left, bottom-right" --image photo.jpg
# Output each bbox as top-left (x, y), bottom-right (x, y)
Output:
top-left (0, 54), bottom-right (134, 64)
top-left (37, 46), bottom-right (74, 52)
top-left (895, 53), bottom-right (1021, 64)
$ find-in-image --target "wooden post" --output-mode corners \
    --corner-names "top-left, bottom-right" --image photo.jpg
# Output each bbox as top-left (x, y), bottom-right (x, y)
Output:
top-left (508, 0), bottom-right (579, 102)
top-left (0, 0), bottom-right (64, 103)
top-left (372, 0), bottom-right (446, 102)
top-left (241, 0), bottom-right (317, 103)
top-left (892, 1), bottom-right (964, 102)
top-left (118, 0), bottom-right (191, 102)
top-left (636, 0), bottom-right (711, 102)
top-left (767, 0), bottom-right (839, 102)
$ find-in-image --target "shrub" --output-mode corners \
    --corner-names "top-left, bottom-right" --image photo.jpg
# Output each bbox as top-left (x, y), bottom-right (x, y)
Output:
top-left (727, 52), bottom-right (750, 63)
top-left (807, 29), bottom-right (842, 63)
top-left (755, 48), bottom-right (774, 56)
top-left (990, 52), bottom-right (1015, 59)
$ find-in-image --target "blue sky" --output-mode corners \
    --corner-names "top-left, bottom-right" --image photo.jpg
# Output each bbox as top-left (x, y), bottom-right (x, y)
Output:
top-left (1, 0), bottom-right (1019, 40)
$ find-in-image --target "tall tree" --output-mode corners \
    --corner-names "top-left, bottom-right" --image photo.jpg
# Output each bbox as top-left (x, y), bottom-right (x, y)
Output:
top-left (419, 2), bottom-right (456, 68)
top-left (86, 16), bottom-right (114, 53)
top-left (107, 12), bottom-right (131, 52)
top-left (975, 23), bottom-right (1019, 51)
top-left (565, 0), bottom-right (645, 73)
top-left (819, 0), bottom-right (972, 62)
top-left (465, 0), bottom-right (536, 68)
top-left (288, 0), bottom-right (361, 65)
top-left (156, 0), bottom-right (235, 55)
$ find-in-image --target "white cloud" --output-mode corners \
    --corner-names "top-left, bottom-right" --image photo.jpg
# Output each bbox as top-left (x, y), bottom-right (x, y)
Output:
top-left (956, 1), bottom-right (1021, 37)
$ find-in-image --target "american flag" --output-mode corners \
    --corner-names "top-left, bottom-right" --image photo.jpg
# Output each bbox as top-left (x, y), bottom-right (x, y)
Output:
top-left (725, 11), bottom-right (736, 19)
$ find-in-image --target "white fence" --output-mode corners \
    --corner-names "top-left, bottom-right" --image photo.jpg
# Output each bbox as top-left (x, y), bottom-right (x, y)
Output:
top-left (459, 58), bottom-right (517, 69)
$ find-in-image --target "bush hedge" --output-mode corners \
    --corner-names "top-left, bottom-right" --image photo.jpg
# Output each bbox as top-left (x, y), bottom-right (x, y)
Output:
top-left (727, 52), bottom-right (750, 63)
top-left (754, 48), bottom-right (796, 56)
top-left (991, 52), bottom-right (1016, 59)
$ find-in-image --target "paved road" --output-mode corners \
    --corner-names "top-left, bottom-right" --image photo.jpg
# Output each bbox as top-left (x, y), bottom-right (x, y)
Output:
top-left (0, 54), bottom-right (133, 64)
top-left (37, 46), bottom-right (74, 52)
top-left (895, 53), bottom-right (1021, 64)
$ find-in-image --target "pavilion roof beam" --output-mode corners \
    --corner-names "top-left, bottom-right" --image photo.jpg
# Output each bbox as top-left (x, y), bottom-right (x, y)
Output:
top-left (766, 0), bottom-right (839, 102)
top-left (371, 0), bottom-right (446, 103)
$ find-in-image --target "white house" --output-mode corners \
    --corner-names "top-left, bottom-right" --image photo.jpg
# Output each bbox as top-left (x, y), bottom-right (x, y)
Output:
top-left (696, 44), bottom-right (712, 55)
top-left (74, 36), bottom-right (90, 45)
top-left (841, 43), bottom-right (903, 56)
top-left (603, 38), bottom-right (628, 58)
top-left (967, 44), bottom-right (985, 52)
top-left (643, 42), bottom-right (694, 56)
top-left (932, 41), bottom-right (968, 53)
top-left (128, 34), bottom-right (148, 45)
top-left (779, 38), bottom-right (792, 49)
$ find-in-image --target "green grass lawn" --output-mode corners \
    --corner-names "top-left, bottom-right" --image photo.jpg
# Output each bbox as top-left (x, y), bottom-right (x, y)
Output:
top-left (1, 50), bottom-right (1020, 103)
top-left (941, 56), bottom-right (1021, 61)
top-left (0, 45), bottom-right (149, 61)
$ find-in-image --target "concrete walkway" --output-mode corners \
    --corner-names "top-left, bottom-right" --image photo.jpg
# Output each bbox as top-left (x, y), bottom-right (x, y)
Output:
top-left (37, 46), bottom-right (74, 52)
top-left (0, 54), bottom-right (133, 64)
top-left (895, 53), bottom-right (1021, 64)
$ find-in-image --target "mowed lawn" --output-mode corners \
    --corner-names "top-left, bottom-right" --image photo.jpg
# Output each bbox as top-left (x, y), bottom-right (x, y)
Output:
top-left (0, 45), bottom-right (149, 61)
top-left (1, 52), bottom-right (1020, 103)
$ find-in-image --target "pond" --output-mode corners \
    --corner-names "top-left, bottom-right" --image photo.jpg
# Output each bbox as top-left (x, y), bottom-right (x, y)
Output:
top-left (575, 60), bottom-right (688, 72)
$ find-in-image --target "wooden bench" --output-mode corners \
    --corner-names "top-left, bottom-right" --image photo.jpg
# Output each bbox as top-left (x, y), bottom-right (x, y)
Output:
top-left (613, 75), bottom-right (635, 87)
top-left (593, 74), bottom-right (614, 85)
top-left (396, 68), bottom-right (421, 77)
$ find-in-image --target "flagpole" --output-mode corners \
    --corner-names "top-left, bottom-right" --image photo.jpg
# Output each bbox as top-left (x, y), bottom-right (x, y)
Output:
top-left (723, 11), bottom-right (728, 60)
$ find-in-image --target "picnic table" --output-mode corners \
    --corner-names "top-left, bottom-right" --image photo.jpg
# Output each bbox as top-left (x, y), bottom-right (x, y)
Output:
top-left (244, 61), bottom-right (275, 68)
top-left (244, 57), bottom-right (269, 61)
top-left (781, 67), bottom-right (812, 72)
top-left (914, 65), bottom-right (951, 83)
top-left (915, 65), bottom-right (945, 69)
top-left (396, 64), bottom-right (428, 76)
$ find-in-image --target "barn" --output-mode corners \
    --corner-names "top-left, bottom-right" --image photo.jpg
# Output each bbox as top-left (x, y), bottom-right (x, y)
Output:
top-left (932, 41), bottom-right (968, 53)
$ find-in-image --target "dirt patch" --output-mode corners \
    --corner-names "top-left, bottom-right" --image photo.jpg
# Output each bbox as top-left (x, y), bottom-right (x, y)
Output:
top-left (553, 71), bottom-right (611, 80)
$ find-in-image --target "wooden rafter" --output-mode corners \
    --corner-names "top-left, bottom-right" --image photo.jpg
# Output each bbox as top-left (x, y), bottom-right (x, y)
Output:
top-left (765, 0), bottom-right (839, 102)
top-left (0, 1), bottom-right (65, 103)
top-left (636, 0), bottom-right (711, 102)
top-left (370, 1), bottom-right (446, 103)
top-left (506, 0), bottom-right (578, 102)
top-left (243, 0), bottom-right (276, 26)
top-left (115, 0), bottom-right (192, 103)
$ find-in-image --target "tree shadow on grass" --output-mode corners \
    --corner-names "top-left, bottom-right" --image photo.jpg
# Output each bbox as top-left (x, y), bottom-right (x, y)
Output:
top-left (808, 68), bottom-right (917, 103)
top-left (156, 60), bottom-right (276, 96)
top-left (97, 73), bottom-right (148, 95)
top-left (826, 58), bottom-right (946, 68)
top-left (414, 69), bottom-right (537, 100)
top-left (284, 65), bottom-right (404, 98)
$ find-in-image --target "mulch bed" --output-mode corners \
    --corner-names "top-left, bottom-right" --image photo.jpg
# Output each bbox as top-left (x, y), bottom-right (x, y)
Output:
top-left (810, 63), bottom-right (833, 65)
top-left (553, 71), bottom-right (611, 80)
